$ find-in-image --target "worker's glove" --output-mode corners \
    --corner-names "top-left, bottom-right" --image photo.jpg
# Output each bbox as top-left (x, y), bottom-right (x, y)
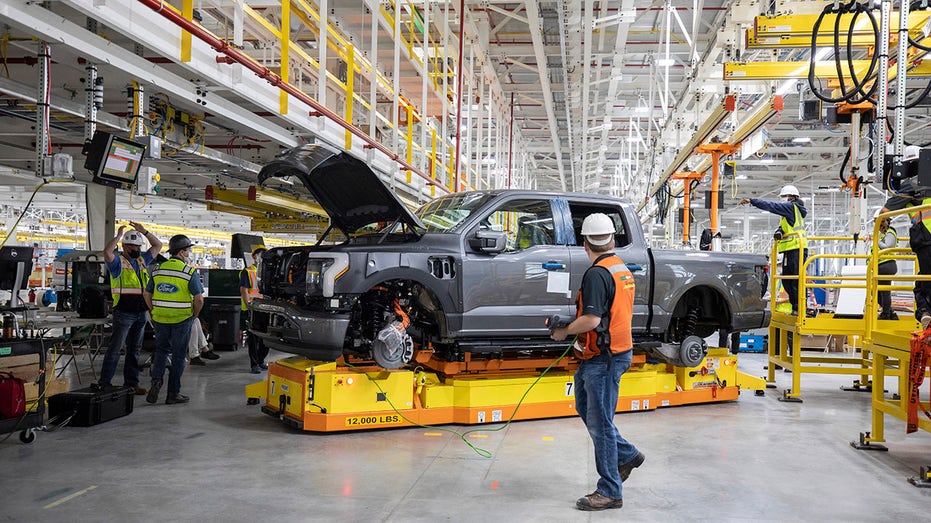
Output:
top-left (545, 314), bottom-right (572, 334)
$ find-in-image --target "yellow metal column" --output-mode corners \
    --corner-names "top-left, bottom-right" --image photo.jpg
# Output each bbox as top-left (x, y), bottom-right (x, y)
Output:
top-left (181, 0), bottom-right (193, 62)
top-left (406, 105), bottom-right (414, 184)
top-left (871, 351), bottom-right (886, 442)
top-left (280, 0), bottom-right (290, 115)
top-left (430, 127), bottom-right (437, 197)
top-left (345, 44), bottom-right (355, 150)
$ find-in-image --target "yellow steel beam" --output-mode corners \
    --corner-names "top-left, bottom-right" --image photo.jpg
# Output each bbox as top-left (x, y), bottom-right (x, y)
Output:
top-left (205, 185), bottom-right (298, 216)
top-left (724, 60), bottom-right (873, 81)
top-left (248, 186), bottom-right (328, 217)
top-left (345, 43), bottom-right (354, 150)
top-left (725, 59), bottom-right (931, 81)
top-left (747, 10), bottom-right (931, 39)
top-left (181, 0), bottom-right (193, 62)
top-left (280, 0), bottom-right (290, 115)
top-left (205, 202), bottom-right (266, 219)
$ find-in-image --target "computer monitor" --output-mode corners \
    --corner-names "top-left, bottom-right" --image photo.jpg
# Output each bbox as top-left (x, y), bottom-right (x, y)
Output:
top-left (0, 246), bottom-right (34, 308)
top-left (83, 131), bottom-right (146, 189)
top-left (230, 233), bottom-right (265, 261)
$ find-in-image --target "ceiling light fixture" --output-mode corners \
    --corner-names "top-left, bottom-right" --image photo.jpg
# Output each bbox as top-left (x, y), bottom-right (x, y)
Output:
top-left (792, 136), bottom-right (812, 143)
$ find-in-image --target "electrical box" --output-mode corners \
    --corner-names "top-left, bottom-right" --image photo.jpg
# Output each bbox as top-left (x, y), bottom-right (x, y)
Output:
top-left (136, 166), bottom-right (160, 195)
top-left (138, 134), bottom-right (162, 159)
top-left (41, 153), bottom-right (74, 180)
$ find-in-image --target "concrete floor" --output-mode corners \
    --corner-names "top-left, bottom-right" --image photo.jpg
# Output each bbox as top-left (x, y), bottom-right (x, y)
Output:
top-left (1, 349), bottom-right (929, 522)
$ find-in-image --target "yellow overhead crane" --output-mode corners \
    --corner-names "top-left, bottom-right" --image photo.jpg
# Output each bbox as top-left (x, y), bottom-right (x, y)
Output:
top-left (729, 10), bottom-right (931, 82)
top-left (746, 11), bottom-right (931, 48)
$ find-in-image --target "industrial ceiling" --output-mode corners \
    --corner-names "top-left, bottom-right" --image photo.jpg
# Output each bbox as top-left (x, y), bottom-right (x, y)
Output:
top-left (2, 0), bottom-right (931, 252)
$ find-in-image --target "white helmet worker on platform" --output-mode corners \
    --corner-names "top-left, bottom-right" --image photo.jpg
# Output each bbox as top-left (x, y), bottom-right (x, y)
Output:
top-left (580, 213), bottom-right (616, 246)
top-left (779, 185), bottom-right (800, 199)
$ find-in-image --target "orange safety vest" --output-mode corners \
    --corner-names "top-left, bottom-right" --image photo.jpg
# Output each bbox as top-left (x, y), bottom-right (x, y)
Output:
top-left (241, 265), bottom-right (260, 310)
top-left (574, 254), bottom-right (636, 359)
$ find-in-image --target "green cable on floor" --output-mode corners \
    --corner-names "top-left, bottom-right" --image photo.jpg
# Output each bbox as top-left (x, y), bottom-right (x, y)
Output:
top-left (344, 338), bottom-right (576, 459)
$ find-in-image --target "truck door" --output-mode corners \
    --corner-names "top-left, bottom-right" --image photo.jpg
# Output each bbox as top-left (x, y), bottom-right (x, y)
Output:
top-left (460, 197), bottom-right (573, 337)
top-left (565, 202), bottom-right (652, 334)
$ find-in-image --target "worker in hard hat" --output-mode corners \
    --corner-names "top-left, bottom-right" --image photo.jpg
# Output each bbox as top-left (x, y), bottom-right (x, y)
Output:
top-left (864, 210), bottom-right (899, 320)
top-left (881, 188), bottom-right (931, 327)
top-left (144, 234), bottom-right (204, 405)
top-left (741, 185), bottom-right (808, 315)
top-left (240, 244), bottom-right (268, 374)
top-left (549, 213), bottom-right (642, 511)
top-left (98, 222), bottom-right (163, 395)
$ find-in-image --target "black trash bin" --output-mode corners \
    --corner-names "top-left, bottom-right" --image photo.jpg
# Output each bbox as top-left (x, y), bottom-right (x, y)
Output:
top-left (207, 302), bottom-right (241, 351)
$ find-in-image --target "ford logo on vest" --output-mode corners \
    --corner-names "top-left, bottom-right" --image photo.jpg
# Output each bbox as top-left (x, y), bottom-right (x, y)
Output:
top-left (156, 283), bottom-right (179, 294)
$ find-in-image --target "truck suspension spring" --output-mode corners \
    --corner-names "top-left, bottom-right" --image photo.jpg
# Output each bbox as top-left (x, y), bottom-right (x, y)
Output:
top-left (683, 304), bottom-right (700, 337)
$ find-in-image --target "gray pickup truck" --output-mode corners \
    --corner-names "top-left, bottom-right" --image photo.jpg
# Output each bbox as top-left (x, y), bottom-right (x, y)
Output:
top-left (251, 144), bottom-right (771, 369)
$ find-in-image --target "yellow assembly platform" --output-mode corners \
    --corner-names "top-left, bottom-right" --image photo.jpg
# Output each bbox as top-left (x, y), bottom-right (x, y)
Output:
top-left (246, 348), bottom-right (766, 432)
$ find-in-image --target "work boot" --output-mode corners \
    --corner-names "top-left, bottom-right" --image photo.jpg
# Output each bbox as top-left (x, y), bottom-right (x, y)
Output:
top-left (618, 452), bottom-right (645, 482)
top-left (126, 384), bottom-right (147, 396)
top-left (201, 350), bottom-right (220, 360)
top-left (146, 379), bottom-right (162, 404)
top-left (259, 362), bottom-right (268, 370)
top-left (189, 357), bottom-right (206, 366)
top-left (576, 491), bottom-right (623, 511)
top-left (165, 393), bottom-right (189, 405)
top-left (250, 365), bottom-right (261, 374)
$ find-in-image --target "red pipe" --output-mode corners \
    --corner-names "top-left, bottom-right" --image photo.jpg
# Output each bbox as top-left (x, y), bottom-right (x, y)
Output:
top-left (136, 0), bottom-right (446, 193)
top-left (452, 0), bottom-right (465, 192)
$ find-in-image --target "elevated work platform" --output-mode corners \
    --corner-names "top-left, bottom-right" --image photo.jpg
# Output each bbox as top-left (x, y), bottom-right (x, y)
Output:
top-left (246, 348), bottom-right (765, 432)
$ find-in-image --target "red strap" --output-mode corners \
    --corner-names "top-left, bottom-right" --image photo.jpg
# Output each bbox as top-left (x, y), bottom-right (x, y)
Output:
top-left (907, 330), bottom-right (931, 434)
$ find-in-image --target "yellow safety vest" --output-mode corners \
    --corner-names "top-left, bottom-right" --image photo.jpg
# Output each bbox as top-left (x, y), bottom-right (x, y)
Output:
top-left (777, 203), bottom-right (808, 253)
top-left (151, 258), bottom-right (196, 324)
top-left (110, 255), bottom-right (149, 308)
top-left (876, 228), bottom-right (898, 265)
top-left (241, 265), bottom-right (259, 311)
top-left (906, 197), bottom-right (931, 233)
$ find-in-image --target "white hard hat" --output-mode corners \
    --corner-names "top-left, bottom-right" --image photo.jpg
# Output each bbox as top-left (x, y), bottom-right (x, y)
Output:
top-left (121, 230), bottom-right (146, 246)
top-left (580, 213), bottom-right (615, 245)
top-left (779, 184), bottom-right (800, 197)
top-left (904, 145), bottom-right (921, 161)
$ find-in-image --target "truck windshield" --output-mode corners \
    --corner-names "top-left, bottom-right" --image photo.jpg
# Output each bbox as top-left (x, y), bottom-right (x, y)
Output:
top-left (415, 193), bottom-right (496, 232)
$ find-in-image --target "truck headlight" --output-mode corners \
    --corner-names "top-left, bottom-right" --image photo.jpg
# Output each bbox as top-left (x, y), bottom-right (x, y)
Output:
top-left (305, 253), bottom-right (349, 298)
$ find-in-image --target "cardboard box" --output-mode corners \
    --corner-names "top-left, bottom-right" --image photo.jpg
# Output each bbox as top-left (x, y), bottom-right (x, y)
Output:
top-left (800, 334), bottom-right (831, 349)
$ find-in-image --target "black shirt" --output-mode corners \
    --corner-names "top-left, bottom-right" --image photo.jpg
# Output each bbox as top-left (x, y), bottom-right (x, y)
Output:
top-left (580, 254), bottom-right (616, 319)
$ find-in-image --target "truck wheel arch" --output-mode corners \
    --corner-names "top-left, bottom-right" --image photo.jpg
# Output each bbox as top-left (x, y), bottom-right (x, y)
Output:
top-left (666, 285), bottom-right (733, 341)
top-left (354, 272), bottom-right (453, 337)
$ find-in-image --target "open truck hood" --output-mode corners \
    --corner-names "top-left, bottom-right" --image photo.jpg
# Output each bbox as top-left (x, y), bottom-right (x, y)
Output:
top-left (258, 144), bottom-right (425, 235)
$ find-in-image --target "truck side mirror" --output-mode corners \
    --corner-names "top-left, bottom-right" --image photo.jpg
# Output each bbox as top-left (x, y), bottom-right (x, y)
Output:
top-left (469, 229), bottom-right (507, 254)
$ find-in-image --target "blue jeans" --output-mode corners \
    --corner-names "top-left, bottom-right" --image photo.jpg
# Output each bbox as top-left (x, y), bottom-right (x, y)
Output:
top-left (575, 349), bottom-right (639, 500)
top-left (98, 310), bottom-right (148, 387)
top-left (151, 317), bottom-right (193, 396)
